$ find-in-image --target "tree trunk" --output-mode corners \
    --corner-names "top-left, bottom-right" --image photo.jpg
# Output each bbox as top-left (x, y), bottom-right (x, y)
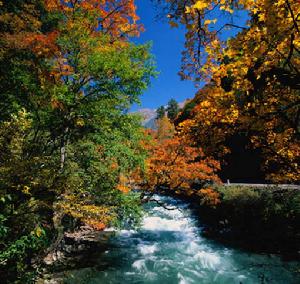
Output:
top-left (60, 126), bottom-right (69, 170)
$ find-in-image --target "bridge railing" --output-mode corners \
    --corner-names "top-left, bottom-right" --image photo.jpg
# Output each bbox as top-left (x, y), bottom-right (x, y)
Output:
top-left (223, 182), bottom-right (300, 190)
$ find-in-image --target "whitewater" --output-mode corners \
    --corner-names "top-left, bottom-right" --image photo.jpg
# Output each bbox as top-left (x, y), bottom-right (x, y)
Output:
top-left (64, 195), bottom-right (300, 283)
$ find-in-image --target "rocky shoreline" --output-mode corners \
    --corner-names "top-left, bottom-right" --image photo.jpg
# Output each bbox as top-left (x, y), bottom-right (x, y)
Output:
top-left (36, 226), bottom-right (114, 283)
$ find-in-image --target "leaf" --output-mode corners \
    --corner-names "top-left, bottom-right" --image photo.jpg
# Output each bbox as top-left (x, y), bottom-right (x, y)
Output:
top-left (193, 1), bottom-right (209, 11)
top-left (35, 227), bottom-right (43, 238)
top-left (169, 21), bottom-right (179, 28)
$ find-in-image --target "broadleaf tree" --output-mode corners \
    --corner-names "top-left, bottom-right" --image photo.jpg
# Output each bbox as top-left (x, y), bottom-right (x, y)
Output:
top-left (0, 0), bottom-right (155, 281)
top-left (156, 0), bottom-right (300, 182)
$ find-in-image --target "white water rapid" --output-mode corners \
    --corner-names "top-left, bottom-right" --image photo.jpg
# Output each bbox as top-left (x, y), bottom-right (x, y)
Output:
top-left (64, 195), bottom-right (300, 284)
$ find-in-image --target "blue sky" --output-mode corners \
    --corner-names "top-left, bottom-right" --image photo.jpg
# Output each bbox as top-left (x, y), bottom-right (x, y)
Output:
top-left (132, 0), bottom-right (197, 110)
top-left (132, 0), bottom-right (249, 111)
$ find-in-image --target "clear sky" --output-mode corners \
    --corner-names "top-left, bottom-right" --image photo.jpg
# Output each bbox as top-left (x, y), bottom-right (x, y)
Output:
top-left (132, 0), bottom-right (197, 110)
top-left (132, 0), bottom-right (249, 111)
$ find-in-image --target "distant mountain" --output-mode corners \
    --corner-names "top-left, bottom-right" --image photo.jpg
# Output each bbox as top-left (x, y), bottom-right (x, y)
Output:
top-left (143, 117), bottom-right (157, 129)
top-left (135, 101), bottom-right (188, 130)
top-left (135, 108), bottom-right (157, 130)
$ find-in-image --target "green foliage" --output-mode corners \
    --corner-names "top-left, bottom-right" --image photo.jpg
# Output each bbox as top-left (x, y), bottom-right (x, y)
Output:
top-left (112, 192), bottom-right (144, 229)
top-left (0, 111), bottom-right (54, 282)
top-left (0, 0), bottom-right (156, 282)
top-left (166, 99), bottom-right (180, 121)
top-left (200, 185), bottom-right (300, 253)
top-left (216, 186), bottom-right (300, 217)
top-left (156, 106), bottom-right (166, 120)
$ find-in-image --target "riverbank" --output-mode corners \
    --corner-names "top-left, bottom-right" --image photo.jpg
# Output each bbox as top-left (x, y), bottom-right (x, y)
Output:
top-left (170, 184), bottom-right (300, 260)
top-left (37, 227), bottom-right (114, 283)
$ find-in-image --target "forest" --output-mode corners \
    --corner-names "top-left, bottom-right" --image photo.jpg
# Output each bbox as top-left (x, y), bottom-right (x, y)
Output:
top-left (0, 0), bottom-right (299, 283)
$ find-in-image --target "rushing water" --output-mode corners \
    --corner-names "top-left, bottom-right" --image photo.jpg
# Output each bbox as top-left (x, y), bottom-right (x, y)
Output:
top-left (64, 195), bottom-right (300, 284)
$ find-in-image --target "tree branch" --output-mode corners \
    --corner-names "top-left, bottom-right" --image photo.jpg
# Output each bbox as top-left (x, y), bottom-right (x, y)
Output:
top-left (148, 198), bottom-right (182, 211)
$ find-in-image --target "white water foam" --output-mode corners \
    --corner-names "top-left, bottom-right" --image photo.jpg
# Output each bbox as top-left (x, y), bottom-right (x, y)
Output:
top-left (104, 228), bottom-right (136, 237)
top-left (138, 243), bottom-right (158, 255)
top-left (178, 272), bottom-right (193, 284)
top-left (64, 195), bottom-right (300, 284)
top-left (132, 259), bottom-right (157, 280)
top-left (142, 216), bottom-right (190, 231)
top-left (151, 206), bottom-right (183, 219)
top-left (194, 251), bottom-right (221, 269)
top-left (132, 259), bottom-right (146, 271)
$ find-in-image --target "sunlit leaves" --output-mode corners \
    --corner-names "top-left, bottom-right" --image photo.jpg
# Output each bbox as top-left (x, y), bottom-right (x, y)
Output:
top-left (137, 117), bottom-right (221, 202)
top-left (57, 194), bottom-right (116, 230)
top-left (159, 0), bottom-right (299, 182)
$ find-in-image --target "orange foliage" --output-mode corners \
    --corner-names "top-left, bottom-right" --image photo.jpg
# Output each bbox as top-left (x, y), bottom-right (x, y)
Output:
top-left (162, 0), bottom-right (299, 183)
top-left (144, 136), bottom-right (220, 193)
top-left (85, 221), bottom-right (106, 231)
top-left (198, 187), bottom-right (221, 207)
top-left (136, 117), bottom-right (221, 204)
top-left (44, 0), bottom-right (142, 38)
top-left (4, 0), bottom-right (143, 87)
top-left (24, 31), bottom-right (59, 57)
top-left (116, 174), bottom-right (131, 193)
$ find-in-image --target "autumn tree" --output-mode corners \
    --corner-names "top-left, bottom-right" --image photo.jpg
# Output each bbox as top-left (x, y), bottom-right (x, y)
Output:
top-left (156, 115), bottom-right (175, 141)
top-left (177, 85), bottom-right (238, 159)
top-left (157, 0), bottom-right (300, 183)
top-left (136, 115), bottom-right (221, 206)
top-left (144, 136), bottom-right (221, 196)
top-left (0, 0), bottom-right (155, 281)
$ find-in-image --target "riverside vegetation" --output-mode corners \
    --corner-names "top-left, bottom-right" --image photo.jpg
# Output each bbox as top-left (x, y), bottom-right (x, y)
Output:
top-left (0, 0), bottom-right (299, 283)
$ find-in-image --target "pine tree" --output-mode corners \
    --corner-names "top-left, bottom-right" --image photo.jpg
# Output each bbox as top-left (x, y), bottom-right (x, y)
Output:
top-left (166, 99), bottom-right (179, 121)
top-left (156, 105), bottom-right (165, 120)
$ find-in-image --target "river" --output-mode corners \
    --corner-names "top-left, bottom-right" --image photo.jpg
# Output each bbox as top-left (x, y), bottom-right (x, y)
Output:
top-left (63, 195), bottom-right (300, 283)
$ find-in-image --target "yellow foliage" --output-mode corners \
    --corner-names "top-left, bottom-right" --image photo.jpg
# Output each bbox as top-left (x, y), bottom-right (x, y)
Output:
top-left (167, 0), bottom-right (300, 183)
top-left (57, 195), bottom-right (116, 229)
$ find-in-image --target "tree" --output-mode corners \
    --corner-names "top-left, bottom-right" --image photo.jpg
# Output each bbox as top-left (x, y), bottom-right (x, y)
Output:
top-left (156, 0), bottom-right (300, 183)
top-left (0, 0), bottom-right (155, 281)
top-left (134, 117), bottom-right (221, 206)
top-left (166, 98), bottom-right (180, 121)
top-left (156, 1), bottom-right (299, 83)
top-left (143, 136), bottom-right (221, 196)
top-left (156, 116), bottom-right (174, 141)
top-left (156, 105), bottom-right (166, 120)
top-left (177, 85), bottom-right (238, 159)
